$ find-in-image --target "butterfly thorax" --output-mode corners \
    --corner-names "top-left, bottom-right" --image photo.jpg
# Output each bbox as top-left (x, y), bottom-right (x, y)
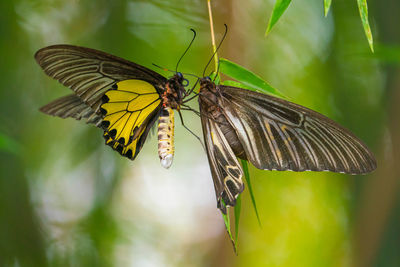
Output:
top-left (161, 73), bottom-right (185, 110)
top-left (199, 78), bottom-right (247, 160)
top-left (198, 78), bottom-right (221, 116)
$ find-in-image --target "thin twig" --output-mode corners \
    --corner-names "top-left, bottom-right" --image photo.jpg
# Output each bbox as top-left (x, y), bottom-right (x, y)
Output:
top-left (207, 0), bottom-right (219, 73)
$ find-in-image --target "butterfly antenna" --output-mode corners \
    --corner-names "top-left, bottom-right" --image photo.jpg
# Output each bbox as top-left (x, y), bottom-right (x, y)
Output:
top-left (153, 63), bottom-right (200, 80)
top-left (202, 24), bottom-right (228, 77)
top-left (152, 63), bottom-right (175, 73)
top-left (181, 103), bottom-right (230, 126)
top-left (176, 29), bottom-right (197, 73)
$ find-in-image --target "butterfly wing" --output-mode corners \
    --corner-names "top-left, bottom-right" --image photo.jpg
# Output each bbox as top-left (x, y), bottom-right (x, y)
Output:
top-left (100, 80), bottom-right (162, 160)
top-left (218, 85), bottom-right (376, 174)
top-left (35, 44), bottom-right (167, 113)
top-left (200, 104), bottom-right (244, 214)
top-left (40, 94), bottom-right (103, 126)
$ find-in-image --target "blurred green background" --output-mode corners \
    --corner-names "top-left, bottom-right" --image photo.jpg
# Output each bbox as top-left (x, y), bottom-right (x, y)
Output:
top-left (0, 0), bottom-right (399, 266)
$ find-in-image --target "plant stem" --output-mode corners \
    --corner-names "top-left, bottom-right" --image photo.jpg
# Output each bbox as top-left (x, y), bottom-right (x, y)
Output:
top-left (207, 0), bottom-right (218, 73)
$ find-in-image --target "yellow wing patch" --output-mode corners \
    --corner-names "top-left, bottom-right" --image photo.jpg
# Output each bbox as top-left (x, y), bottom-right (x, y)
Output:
top-left (100, 79), bottom-right (161, 159)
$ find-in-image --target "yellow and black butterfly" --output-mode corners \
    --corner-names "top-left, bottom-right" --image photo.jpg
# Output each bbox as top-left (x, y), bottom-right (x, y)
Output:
top-left (35, 44), bottom-right (190, 168)
top-left (198, 76), bottom-right (377, 213)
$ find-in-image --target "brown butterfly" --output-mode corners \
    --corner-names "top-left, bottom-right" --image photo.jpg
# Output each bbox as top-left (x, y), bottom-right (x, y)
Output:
top-left (198, 76), bottom-right (377, 213)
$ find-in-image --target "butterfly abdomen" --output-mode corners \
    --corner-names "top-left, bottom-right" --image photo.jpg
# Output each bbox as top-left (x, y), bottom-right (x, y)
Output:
top-left (158, 107), bottom-right (174, 169)
top-left (218, 115), bottom-right (247, 160)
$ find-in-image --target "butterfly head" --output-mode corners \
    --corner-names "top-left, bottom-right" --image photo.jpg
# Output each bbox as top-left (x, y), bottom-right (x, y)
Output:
top-left (199, 76), bottom-right (216, 93)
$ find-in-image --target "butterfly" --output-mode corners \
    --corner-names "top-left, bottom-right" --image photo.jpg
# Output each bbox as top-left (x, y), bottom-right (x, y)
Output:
top-left (35, 44), bottom-right (190, 168)
top-left (197, 76), bottom-right (377, 213)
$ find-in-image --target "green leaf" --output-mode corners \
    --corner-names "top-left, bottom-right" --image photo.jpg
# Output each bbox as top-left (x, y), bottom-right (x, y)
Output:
top-left (219, 58), bottom-right (286, 98)
top-left (324, 0), bottom-right (332, 17)
top-left (241, 159), bottom-right (261, 227)
top-left (221, 80), bottom-right (258, 91)
top-left (265, 0), bottom-right (292, 36)
top-left (220, 200), bottom-right (237, 253)
top-left (0, 132), bottom-right (21, 156)
top-left (234, 194), bottom-right (242, 244)
top-left (357, 0), bottom-right (374, 52)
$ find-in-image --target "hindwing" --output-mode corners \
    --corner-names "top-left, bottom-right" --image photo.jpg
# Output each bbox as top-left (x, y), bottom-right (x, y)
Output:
top-left (40, 94), bottom-right (103, 127)
top-left (218, 85), bottom-right (377, 174)
top-left (100, 80), bottom-right (162, 160)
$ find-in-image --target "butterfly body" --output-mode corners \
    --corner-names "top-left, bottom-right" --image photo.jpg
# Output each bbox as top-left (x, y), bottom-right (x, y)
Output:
top-left (157, 73), bottom-right (186, 168)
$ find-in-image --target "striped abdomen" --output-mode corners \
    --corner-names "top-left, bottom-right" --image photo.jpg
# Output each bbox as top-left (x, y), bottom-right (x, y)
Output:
top-left (158, 107), bottom-right (175, 168)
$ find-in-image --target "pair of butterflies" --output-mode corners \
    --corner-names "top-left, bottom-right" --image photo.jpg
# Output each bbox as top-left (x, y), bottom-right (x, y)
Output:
top-left (36, 45), bottom-right (377, 213)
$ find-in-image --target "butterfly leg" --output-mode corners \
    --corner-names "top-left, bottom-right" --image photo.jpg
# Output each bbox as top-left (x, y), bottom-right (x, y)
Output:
top-left (181, 105), bottom-right (201, 117)
top-left (184, 78), bottom-right (199, 97)
top-left (177, 109), bottom-right (205, 151)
